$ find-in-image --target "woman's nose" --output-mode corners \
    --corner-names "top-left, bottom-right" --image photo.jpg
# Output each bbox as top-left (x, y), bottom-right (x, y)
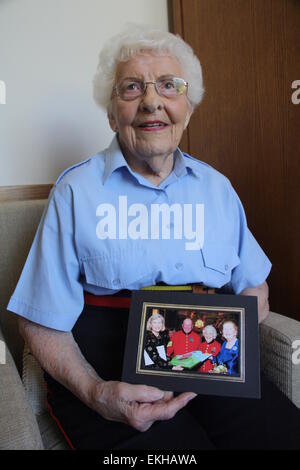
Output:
top-left (139, 83), bottom-right (163, 112)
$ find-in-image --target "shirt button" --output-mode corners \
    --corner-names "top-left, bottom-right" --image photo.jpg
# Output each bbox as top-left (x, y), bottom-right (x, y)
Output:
top-left (113, 279), bottom-right (120, 286)
top-left (175, 263), bottom-right (183, 270)
top-left (225, 264), bottom-right (229, 271)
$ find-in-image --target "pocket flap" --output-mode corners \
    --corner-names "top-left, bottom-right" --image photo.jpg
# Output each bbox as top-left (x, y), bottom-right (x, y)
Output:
top-left (201, 244), bottom-right (240, 274)
top-left (82, 246), bottom-right (151, 289)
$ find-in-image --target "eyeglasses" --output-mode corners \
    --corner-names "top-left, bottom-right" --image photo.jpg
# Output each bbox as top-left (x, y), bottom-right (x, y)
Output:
top-left (113, 76), bottom-right (188, 101)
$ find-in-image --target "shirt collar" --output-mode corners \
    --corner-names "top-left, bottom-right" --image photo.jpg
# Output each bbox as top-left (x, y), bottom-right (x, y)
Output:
top-left (103, 135), bottom-right (201, 184)
top-left (103, 136), bottom-right (129, 184)
top-left (169, 147), bottom-right (203, 181)
top-left (172, 147), bottom-right (187, 178)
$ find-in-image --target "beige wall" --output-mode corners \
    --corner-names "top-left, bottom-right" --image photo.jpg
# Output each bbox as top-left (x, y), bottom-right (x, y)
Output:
top-left (0, 0), bottom-right (168, 185)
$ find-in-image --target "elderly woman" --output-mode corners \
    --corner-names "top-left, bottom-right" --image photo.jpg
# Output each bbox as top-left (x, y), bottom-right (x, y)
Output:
top-left (198, 325), bottom-right (221, 373)
top-left (213, 321), bottom-right (239, 376)
top-left (144, 311), bottom-right (170, 369)
top-left (7, 25), bottom-right (300, 450)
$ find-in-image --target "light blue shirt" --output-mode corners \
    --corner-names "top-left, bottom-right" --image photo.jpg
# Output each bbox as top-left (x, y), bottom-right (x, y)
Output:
top-left (7, 137), bottom-right (271, 331)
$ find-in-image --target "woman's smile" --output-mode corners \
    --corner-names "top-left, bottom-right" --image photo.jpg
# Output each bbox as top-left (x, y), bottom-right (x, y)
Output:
top-left (135, 120), bottom-right (170, 131)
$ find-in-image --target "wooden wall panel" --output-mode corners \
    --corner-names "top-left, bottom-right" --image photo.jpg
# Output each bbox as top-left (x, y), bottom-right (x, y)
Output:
top-left (0, 184), bottom-right (53, 202)
top-left (169, 0), bottom-right (300, 320)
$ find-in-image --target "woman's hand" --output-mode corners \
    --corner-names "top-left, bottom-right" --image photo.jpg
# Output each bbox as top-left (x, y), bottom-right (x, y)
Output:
top-left (90, 381), bottom-right (196, 432)
top-left (241, 281), bottom-right (270, 323)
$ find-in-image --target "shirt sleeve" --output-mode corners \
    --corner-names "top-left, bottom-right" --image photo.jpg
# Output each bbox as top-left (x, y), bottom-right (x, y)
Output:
top-left (167, 332), bottom-right (176, 357)
top-left (229, 183), bottom-right (272, 294)
top-left (7, 185), bottom-right (84, 331)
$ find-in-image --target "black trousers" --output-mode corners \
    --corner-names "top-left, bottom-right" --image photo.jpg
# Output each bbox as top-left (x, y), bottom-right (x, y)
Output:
top-left (44, 304), bottom-right (300, 450)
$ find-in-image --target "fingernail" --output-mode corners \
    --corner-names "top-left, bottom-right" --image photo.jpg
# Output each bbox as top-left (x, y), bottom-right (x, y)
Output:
top-left (186, 394), bottom-right (196, 403)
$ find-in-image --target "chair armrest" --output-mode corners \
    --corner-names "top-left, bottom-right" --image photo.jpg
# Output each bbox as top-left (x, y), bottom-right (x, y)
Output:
top-left (260, 311), bottom-right (300, 408)
top-left (0, 327), bottom-right (44, 449)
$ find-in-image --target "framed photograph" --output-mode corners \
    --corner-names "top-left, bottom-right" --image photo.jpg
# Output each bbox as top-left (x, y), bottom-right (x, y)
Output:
top-left (122, 290), bottom-right (260, 399)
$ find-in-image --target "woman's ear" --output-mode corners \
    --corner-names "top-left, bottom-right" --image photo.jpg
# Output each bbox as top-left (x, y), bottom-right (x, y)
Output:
top-left (108, 108), bottom-right (118, 133)
top-left (184, 103), bottom-right (194, 130)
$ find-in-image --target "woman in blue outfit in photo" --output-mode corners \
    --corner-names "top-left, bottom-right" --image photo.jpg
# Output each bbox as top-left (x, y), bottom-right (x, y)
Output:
top-left (214, 320), bottom-right (239, 376)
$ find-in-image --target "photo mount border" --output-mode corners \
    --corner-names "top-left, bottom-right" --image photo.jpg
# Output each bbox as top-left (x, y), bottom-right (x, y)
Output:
top-left (122, 290), bottom-right (260, 399)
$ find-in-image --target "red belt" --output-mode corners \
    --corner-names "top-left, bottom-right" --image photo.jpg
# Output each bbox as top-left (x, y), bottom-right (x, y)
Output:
top-left (84, 292), bottom-right (131, 309)
top-left (84, 285), bottom-right (216, 309)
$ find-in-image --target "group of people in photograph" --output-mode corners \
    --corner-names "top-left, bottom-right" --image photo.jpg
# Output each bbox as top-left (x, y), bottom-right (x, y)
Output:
top-left (143, 309), bottom-right (239, 376)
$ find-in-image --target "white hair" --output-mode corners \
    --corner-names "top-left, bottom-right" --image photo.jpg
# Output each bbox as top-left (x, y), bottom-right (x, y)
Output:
top-left (93, 23), bottom-right (204, 111)
top-left (203, 325), bottom-right (217, 339)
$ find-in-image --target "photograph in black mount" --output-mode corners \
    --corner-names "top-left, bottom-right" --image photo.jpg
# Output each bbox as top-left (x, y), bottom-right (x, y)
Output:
top-left (122, 290), bottom-right (260, 399)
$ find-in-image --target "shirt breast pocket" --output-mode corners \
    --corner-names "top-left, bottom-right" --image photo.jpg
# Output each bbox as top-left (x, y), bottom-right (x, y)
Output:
top-left (201, 243), bottom-right (240, 287)
top-left (81, 243), bottom-right (154, 290)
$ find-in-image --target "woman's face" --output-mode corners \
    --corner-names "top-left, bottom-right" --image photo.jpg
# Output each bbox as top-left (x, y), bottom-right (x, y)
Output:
top-left (203, 328), bottom-right (214, 343)
top-left (151, 317), bottom-right (163, 333)
top-left (223, 322), bottom-right (238, 342)
top-left (108, 53), bottom-right (193, 170)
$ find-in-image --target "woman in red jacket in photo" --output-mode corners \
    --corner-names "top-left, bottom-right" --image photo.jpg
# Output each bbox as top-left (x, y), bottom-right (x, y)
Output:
top-left (198, 325), bottom-right (221, 373)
